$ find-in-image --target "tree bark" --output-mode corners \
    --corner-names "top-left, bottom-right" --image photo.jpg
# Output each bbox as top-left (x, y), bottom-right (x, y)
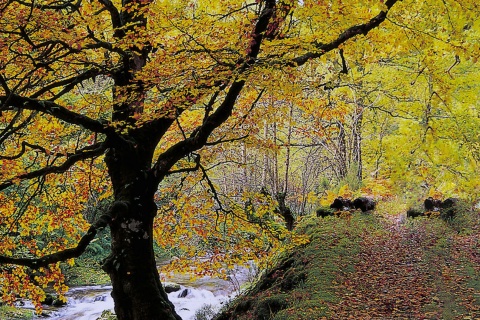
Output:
top-left (103, 202), bottom-right (180, 320)
top-left (102, 137), bottom-right (181, 320)
top-left (352, 105), bottom-right (364, 182)
top-left (336, 120), bottom-right (348, 179)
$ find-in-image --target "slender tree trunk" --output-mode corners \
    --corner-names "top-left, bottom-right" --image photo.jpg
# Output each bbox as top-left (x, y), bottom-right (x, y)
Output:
top-left (283, 103), bottom-right (294, 194)
top-left (241, 141), bottom-right (248, 188)
top-left (261, 120), bottom-right (268, 187)
top-left (272, 121), bottom-right (279, 193)
top-left (336, 120), bottom-right (348, 179)
top-left (352, 105), bottom-right (364, 182)
top-left (275, 192), bottom-right (294, 231)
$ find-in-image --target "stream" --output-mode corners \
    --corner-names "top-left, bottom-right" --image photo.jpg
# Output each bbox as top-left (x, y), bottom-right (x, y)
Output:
top-left (24, 265), bottom-right (254, 320)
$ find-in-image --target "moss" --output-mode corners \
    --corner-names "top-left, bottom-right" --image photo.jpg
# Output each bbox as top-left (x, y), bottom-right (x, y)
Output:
top-left (0, 305), bottom-right (34, 320)
top-left (254, 294), bottom-right (290, 319)
top-left (214, 214), bottom-right (382, 320)
top-left (63, 262), bottom-right (110, 286)
top-left (96, 310), bottom-right (117, 320)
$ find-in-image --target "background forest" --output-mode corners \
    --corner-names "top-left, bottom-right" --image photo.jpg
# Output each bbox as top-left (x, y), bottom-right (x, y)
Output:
top-left (0, 0), bottom-right (479, 319)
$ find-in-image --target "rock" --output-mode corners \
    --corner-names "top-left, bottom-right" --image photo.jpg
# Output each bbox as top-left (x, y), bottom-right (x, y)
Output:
top-left (424, 197), bottom-right (441, 212)
top-left (52, 298), bottom-right (67, 307)
top-left (407, 208), bottom-right (424, 218)
top-left (41, 294), bottom-right (54, 306)
top-left (163, 282), bottom-right (181, 293)
top-left (353, 197), bottom-right (376, 212)
top-left (178, 288), bottom-right (189, 298)
top-left (330, 197), bottom-right (353, 211)
top-left (316, 207), bottom-right (334, 218)
top-left (440, 197), bottom-right (459, 220)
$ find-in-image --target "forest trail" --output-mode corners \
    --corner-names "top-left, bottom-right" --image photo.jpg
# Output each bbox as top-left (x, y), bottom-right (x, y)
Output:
top-left (328, 213), bottom-right (480, 319)
top-left (213, 210), bottom-right (480, 320)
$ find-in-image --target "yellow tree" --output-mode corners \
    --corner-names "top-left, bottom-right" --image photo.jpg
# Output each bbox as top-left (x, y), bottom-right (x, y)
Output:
top-left (0, 0), bottom-right (477, 319)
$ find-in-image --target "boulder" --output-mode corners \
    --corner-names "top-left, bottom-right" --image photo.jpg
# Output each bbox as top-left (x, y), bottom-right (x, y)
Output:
top-left (316, 207), bottom-right (334, 218)
top-left (353, 197), bottom-right (376, 212)
top-left (406, 208), bottom-right (424, 219)
top-left (424, 197), bottom-right (441, 212)
top-left (330, 197), bottom-right (353, 211)
top-left (440, 197), bottom-right (459, 220)
top-left (163, 282), bottom-right (181, 293)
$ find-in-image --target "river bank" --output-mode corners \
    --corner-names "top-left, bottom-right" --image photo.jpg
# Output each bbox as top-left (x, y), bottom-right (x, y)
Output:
top-left (8, 263), bottom-right (253, 320)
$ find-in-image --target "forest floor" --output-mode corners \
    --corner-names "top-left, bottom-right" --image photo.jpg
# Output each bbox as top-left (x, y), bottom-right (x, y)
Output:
top-left (328, 213), bottom-right (480, 319)
top-left (214, 202), bottom-right (480, 320)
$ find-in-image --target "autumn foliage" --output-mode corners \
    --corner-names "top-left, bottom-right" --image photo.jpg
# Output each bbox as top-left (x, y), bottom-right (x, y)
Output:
top-left (0, 0), bottom-right (479, 318)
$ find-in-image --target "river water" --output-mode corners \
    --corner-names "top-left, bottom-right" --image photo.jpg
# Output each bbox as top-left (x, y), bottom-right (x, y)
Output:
top-left (27, 266), bottom-right (253, 320)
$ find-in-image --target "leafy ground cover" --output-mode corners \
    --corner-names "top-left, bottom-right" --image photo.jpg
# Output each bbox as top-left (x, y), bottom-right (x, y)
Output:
top-left (0, 305), bottom-right (33, 320)
top-left (214, 202), bottom-right (480, 320)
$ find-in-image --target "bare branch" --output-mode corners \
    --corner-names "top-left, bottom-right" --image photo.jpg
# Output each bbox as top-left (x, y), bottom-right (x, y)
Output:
top-left (206, 134), bottom-right (249, 146)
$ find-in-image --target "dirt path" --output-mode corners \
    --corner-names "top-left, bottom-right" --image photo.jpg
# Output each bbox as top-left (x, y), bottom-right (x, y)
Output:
top-left (329, 215), bottom-right (480, 319)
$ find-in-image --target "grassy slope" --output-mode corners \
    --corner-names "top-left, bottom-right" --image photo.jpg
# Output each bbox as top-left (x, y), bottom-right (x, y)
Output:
top-left (214, 201), bottom-right (480, 320)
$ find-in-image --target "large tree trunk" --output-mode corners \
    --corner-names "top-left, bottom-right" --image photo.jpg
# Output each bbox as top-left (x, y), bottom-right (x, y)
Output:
top-left (103, 201), bottom-right (180, 320)
top-left (102, 138), bottom-right (181, 320)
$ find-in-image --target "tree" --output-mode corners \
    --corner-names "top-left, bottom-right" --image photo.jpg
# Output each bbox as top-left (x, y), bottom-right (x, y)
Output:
top-left (0, 0), bottom-right (477, 319)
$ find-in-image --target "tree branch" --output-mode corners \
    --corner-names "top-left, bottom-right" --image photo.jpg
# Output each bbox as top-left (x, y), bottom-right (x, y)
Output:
top-left (1, 94), bottom-right (110, 133)
top-left (0, 141), bottom-right (47, 160)
top-left (151, 0), bottom-right (398, 184)
top-left (339, 48), bottom-right (349, 74)
top-left (0, 210), bottom-right (113, 269)
top-left (205, 134), bottom-right (249, 146)
top-left (166, 153), bottom-right (200, 175)
top-left (291, 0), bottom-right (400, 67)
top-left (0, 142), bottom-right (107, 191)
top-left (96, 0), bottom-right (122, 33)
top-left (151, 0), bottom-right (277, 183)
top-left (31, 68), bottom-right (105, 99)
top-left (12, 0), bottom-right (81, 11)
top-left (0, 110), bottom-right (37, 145)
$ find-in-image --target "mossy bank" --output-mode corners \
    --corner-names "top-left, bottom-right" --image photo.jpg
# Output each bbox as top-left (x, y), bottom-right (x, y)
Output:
top-left (214, 213), bottom-right (384, 320)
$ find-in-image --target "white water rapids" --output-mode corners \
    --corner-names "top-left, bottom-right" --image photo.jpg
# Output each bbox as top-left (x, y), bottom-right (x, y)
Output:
top-left (32, 284), bottom-right (230, 320)
top-left (25, 266), bottom-right (254, 320)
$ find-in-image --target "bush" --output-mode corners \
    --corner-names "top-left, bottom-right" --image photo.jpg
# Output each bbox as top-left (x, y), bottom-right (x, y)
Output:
top-left (96, 310), bottom-right (117, 320)
top-left (195, 304), bottom-right (218, 320)
top-left (446, 200), bottom-right (478, 234)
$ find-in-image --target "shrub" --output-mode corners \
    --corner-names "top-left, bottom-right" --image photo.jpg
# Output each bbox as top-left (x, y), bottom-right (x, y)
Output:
top-left (195, 304), bottom-right (218, 320)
